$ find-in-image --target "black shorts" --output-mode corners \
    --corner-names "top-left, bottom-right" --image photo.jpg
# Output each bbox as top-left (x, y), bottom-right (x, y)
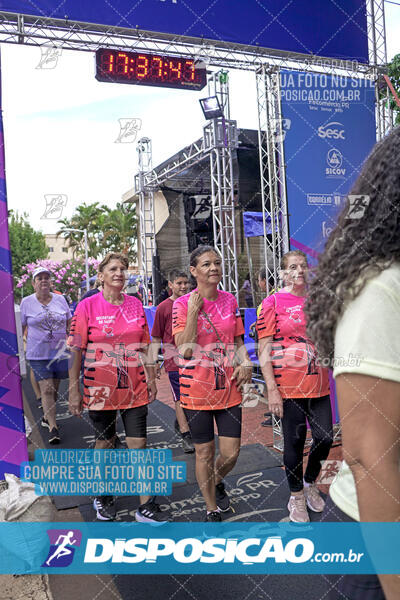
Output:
top-left (88, 405), bottom-right (148, 441)
top-left (167, 371), bottom-right (180, 402)
top-left (183, 405), bottom-right (242, 444)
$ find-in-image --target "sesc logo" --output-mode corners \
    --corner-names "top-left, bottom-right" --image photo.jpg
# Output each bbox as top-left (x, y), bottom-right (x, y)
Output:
top-left (318, 122), bottom-right (345, 140)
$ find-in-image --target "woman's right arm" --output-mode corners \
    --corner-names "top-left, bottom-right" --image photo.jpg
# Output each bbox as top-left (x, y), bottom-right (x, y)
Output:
top-left (259, 336), bottom-right (283, 417)
top-left (174, 291), bottom-right (203, 359)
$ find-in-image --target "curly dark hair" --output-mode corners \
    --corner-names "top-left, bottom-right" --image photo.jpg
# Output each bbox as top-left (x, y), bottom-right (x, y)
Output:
top-left (305, 126), bottom-right (400, 361)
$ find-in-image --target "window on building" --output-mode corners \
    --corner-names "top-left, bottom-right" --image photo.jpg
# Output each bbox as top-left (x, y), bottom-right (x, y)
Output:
top-left (48, 247), bottom-right (54, 252)
top-left (62, 247), bottom-right (68, 253)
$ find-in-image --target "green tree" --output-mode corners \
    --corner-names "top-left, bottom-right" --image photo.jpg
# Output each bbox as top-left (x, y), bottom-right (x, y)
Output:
top-left (58, 201), bottom-right (137, 262)
top-left (102, 202), bottom-right (137, 261)
top-left (8, 210), bottom-right (48, 300)
top-left (57, 202), bottom-right (105, 259)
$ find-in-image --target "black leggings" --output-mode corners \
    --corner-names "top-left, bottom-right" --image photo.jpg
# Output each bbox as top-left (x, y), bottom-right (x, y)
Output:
top-left (282, 395), bottom-right (333, 492)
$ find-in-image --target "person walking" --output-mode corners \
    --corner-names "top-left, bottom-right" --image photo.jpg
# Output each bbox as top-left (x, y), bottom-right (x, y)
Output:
top-left (151, 269), bottom-right (194, 453)
top-left (173, 246), bottom-right (253, 521)
top-left (68, 252), bottom-right (167, 523)
top-left (21, 266), bottom-right (71, 444)
top-left (257, 250), bottom-right (333, 522)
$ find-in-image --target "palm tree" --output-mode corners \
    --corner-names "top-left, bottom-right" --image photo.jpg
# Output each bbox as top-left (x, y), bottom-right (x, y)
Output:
top-left (57, 202), bottom-right (105, 258)
top-left (102, 202), bottom-right (137, 261)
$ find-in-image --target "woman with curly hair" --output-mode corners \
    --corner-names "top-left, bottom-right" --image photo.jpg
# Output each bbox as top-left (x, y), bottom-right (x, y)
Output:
top-left (257, 250), bottom-right (332, 523)
top-left (305, 126), bottom-right (400, 600)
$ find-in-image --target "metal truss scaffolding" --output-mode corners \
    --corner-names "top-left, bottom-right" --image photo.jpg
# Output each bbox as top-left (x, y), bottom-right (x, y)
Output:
top-left (134, 137), bottom-right (155, 306)
top-left (204, 71), bottom-right (239, 297)
top-left (256, 64), bottom-right (289, 293)
top-left (367, 0), bottom-right (393, 139)
top-left (135, 70), bottom-right (238, 301)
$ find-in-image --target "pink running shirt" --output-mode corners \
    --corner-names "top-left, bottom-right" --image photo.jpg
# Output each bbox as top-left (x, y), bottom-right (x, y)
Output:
top-left (67, 293), bottom-right (150, 410)
top-left (172, 290), bottom-right (245, 410)
top-left (256, 290), bottom-right (330, 399)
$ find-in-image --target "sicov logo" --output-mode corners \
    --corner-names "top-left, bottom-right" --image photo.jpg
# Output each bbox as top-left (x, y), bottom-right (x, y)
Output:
top-left (42, 529), bottom-right (82, 567)
top-left (326, 148), bottom-right (346, 178)
top-left (317, 122), bottom-right (345, 140)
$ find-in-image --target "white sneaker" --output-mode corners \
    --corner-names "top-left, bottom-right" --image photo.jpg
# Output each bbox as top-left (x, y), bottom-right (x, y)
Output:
top-left (304, 483), bottom-right (325, 512)
top-left (287, 494), bottom-right (310, 523)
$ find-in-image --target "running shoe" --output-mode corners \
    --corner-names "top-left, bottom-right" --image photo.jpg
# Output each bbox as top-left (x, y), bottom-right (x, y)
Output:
top-left (41, 417), bottom-right (50, 429)
top-left (287, 495), bottom-right (309, 523)
top-left (261, 417), bottom-right (272, 427)
top-left (304, 483), bottom-right (325, 512)
top-left (215, 481), bottom-right (230, 512)
top-left (204, 510), bottom-right (222, 522)
top-left (48, 427), bottom-right (60, 445)
top-left (181, 435), bottom-right (195, 454)
top-left (135, 498), bottom-right (169, 523)
top-left (93, 496), bottom-right (116, 521)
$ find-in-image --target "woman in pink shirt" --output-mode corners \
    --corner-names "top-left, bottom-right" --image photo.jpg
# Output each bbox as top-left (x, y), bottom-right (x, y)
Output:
top-left (173, 245), bottom-right (253, 522)
top-left (68, 252), bottom-right (166, 523)
top-left (257, 250), bottom-right (332, 523)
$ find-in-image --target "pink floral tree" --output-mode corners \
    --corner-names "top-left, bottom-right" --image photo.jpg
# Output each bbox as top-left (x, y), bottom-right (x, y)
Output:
top-left (17, 258), bottom-right (99, 302)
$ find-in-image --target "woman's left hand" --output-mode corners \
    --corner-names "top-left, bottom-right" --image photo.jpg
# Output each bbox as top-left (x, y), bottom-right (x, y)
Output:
top-left (231, 364), bottom-right (252, 388)
top-left (147, 380), bottom-right (157, 403)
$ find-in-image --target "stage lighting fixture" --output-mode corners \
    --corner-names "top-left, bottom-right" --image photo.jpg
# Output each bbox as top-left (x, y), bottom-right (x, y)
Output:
top-left (199, 96), bottom-right (223, 120)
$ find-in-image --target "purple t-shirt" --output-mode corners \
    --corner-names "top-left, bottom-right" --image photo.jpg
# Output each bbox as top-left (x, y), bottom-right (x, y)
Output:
top-left (20, 293), bottom-right (71, 360)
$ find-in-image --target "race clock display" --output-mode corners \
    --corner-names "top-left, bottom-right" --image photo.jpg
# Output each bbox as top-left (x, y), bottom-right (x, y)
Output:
top-left (95, 49), bottom-right (207, 90)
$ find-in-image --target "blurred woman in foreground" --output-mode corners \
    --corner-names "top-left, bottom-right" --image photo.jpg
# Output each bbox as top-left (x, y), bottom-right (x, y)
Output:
top-left (306, 127), bottom-right (400, 600)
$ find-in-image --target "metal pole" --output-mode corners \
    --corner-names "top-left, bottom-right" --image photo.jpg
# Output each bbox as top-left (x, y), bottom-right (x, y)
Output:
top-left (84, 228), bottom-right (89, 291)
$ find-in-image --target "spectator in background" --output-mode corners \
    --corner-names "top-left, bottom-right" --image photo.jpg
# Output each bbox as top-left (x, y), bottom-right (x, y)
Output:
top-left (80, 277), bottom-right (101, 302)
top-left (241, 273), bottom-right (254, 307)
top-left (150, 269), bottom-right (194, 453)
top-left (21, 267), bottom-right (71, 444)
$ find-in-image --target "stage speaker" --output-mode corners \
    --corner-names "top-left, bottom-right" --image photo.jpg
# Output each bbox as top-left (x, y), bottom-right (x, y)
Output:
top-left (184, 194), bottom-right (214, 252)
top-left (236, 129), bottom-right (269, 211)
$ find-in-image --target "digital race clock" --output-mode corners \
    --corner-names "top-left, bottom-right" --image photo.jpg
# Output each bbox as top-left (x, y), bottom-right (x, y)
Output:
top-left (95, 49), bottom-right (207, 90)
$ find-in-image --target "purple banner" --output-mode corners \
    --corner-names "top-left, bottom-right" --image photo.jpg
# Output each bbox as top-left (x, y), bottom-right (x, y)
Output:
top-left (0, 47), bottom-right (28, 478)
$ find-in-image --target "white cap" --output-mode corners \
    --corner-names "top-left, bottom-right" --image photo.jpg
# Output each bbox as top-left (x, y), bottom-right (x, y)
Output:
top-left (32, 267), bottom-right (51, 280)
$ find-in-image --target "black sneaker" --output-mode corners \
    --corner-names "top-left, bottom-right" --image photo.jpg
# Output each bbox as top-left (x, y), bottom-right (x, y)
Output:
top-left (93, 496), bottom-right (116, 521)
top-left (181, 435), bottom-right (195, 454)
top-left (205, 510), bottom-right (222, 522)
top-left (135, 498), bottom-right (169, 523)
top-left (48, 427), bottom-right (60, 444)
top-left (264, 412), bottom-right (271, 418)
top-left (41, 417), bottom-right (50, 430)
top-left (215, 481), bottom-right (230, 512)
top-left (261, 417), bottom-right (272, 427)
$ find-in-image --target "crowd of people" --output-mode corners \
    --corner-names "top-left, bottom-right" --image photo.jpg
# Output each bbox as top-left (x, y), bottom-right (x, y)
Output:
top-left (20, 127), bottom-right (400, 599)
